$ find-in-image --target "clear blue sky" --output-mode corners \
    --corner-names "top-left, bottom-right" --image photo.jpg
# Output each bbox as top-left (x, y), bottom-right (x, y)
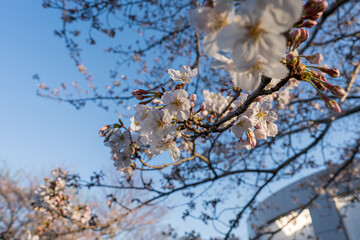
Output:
top-left (0, 1), bottom-right (120, 177)
top-left (0, 1), bottom-right (322, 239)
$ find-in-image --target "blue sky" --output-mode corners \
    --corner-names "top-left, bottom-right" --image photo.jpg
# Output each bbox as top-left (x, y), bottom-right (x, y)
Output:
top-left (0, 1), bottom-right (119, 177)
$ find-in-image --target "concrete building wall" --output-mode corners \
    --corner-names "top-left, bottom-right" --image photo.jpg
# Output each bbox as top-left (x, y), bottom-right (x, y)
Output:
top-left (247, 168), bottom-right (360, 240)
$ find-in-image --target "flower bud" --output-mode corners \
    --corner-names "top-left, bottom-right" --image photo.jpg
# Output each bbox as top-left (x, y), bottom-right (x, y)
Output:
top-left (190, 94), bottom-right (197, 102)
top-left (312, 71), bottom-right (327, 82)
top-left (200, 102), bottom-right (206, 111)
top-left (290, 28), bottom-right (309, 48)
top-left (319, 67), bottom-right (340, 78)
top-left (246, 131), bottom-right (257, 148)
top-left (131, 89), bottom-right (148, 100)
top-left (191, 102), bottom-right (195, 108)
top-left (99, 125), bottom-right (109, 137)
top-left (298, 20), bottom-right (318, 28)
top-left (290, 29), bottom-right (301, 42)
top-left (304, 0), bottom-right (328, 16)
top-left (100, 125), bottom-right (108, 132)
top-left (304, 0), bottom-right (318, 9)
top-left (305, 53), bottom-right (323, 65)
top-left (314, 0), bottom-right (328, 13)
top-left (202, 110), bottom-right (209, 116)
top-left (327, 68), bottom-right (340, 78)
top-left (325, 100), bottom-right (341, 113)
top-left (311, 78), bottom-right (327, 90)
top-left (329, 85), bottom-right (346, 97)
top-left (286, 51), bottom-right (298, 64)
top-left (175, 84), bottom-right (184, 90)
top-left (318, 92), bottom-right (341, 113)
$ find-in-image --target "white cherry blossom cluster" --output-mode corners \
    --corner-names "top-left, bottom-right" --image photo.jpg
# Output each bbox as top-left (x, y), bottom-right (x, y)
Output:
top-left (33, 169), bottom-right (92, 225)
top-left (101, 126), bottom-right (135, 175)
top-left (200, 89), bottom-right (278, 150)
top-left (188, 0), bottom-right (303, 92)
top-left (202, 90), bottom-right (231, 115)
top-left (101, 65), bottom-right (198, 171)
top-left (231, 97), bottom-right (278, 150)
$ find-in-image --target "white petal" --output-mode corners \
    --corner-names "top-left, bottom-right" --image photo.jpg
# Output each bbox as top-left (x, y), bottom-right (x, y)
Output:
top-left (231, 71), bottom-right (261, 92)
top-left (268, 0), bottom-right (303, 31)
top-left (203, 32), bottom-right (220, 57)
top-left (213, 0), bottom-right (233, 14)
top-left (262, 61), bottom-right (289, 79)
top-left (169, 142), bottom-right (180, 161)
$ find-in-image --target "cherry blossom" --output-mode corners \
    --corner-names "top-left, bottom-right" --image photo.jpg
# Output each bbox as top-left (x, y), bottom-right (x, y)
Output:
top-left (251, 101), bottom-right (278, 130)
top-left (141, 109), bottom-right (176, 143)
top-left (216, 0), bottom-right (302, 70)
top-left (231, 116), bottom-right (254, 138)
top-left (162, 89), bottom-right (191, 121)
top-left (188, 0), bottom-right (235, 56)
top-left (152, 135), bottom-right (180, 161)
top-left (168, 65), bottom-right (198, 84)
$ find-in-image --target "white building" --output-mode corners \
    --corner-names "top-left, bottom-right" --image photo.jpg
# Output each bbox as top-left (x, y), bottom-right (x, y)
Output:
top-left (247, 167), bottom-right (360, 240)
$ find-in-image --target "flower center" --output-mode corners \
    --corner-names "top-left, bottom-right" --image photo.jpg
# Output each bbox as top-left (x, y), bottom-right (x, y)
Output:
top-left (171, 98), bottom-right (182, 109)
top-left (257, 112), bottom-right (267, 120)
top-left (246, 20), bottom-right (266, 42)
top-left (180, 73), bottom-right (189, 80)
top-left (237, 120), bottom-right (244, 127)
top-left (156, 120), bottom-right (166, 129)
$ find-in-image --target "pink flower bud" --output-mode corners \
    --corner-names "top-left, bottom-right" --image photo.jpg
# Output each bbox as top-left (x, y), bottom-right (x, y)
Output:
top-left (311, 78), bottom-right (327, 90)
top-left (191, 102), bottom-right (195, 108)
top-left (312, 71), bottom-right (327, 82)
top-left (99, 125), bottom-right (109, 137)
top-left (200, 102), bottom-right (206, 111)
top-left (190, 94), bottom-right (197, 102)
top-left (202, 110), bottom-right (209, 116)
top-left (327, 68), bottom-right (340, 78)
top-left (131, 89), bottom-right (148, 100)
top-left (300, 28), bottom-right (310, 42)
top-left (246, 131), bottom-right (257, 148)
top-left (299, 20), bottom-right (318, 28)
top-left (304, 12), bottom-right (323, 20)
top-left (329, 85), bottom-right (346, 97)
top-left (100, 125), bottom-right (108, 132)
top-left (290, 29), bottom-right (302, 43)
top-left (304, 0), bottom-right (328, 16)
top-left (325, 100), bottom-right (341, 113)
top-left (290, 28), bottom-right (309, 48)
top-left (305, 53), bottom-right (323, 65)
top-left (304, 0), bottom-right (318, 9)
top-left (286, 52), bottom-right (298, 63)
top-left (314, 0), bottom-right (328, 13)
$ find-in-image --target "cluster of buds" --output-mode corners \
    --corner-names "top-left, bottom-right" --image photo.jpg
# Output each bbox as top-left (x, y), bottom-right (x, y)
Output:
top-left (131, 89), bottom-right (164, 104)
top-left (297, 60), bottom-right (344, 113)
top-left (303, 0), bottom-right (328, 20)
top-left (289, 28), bottom-right (309, 49)
top-left (294, 0), bottom-right (328, 28)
